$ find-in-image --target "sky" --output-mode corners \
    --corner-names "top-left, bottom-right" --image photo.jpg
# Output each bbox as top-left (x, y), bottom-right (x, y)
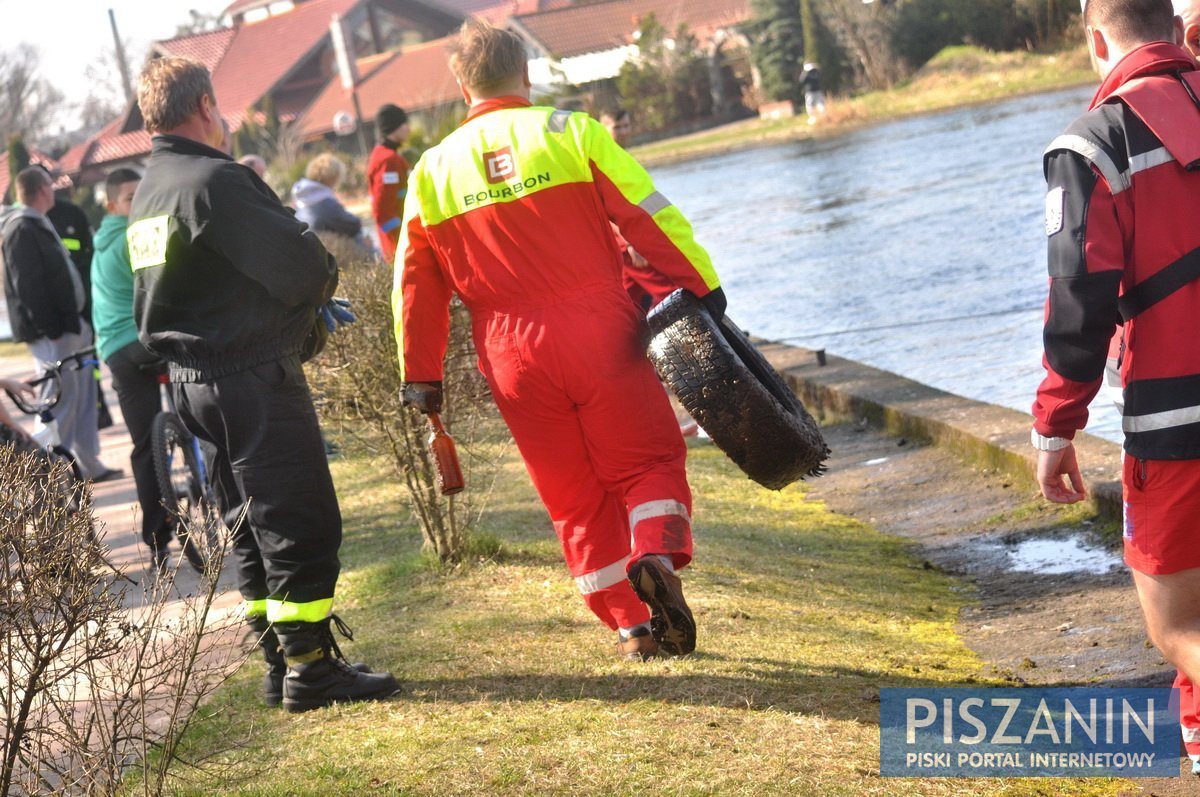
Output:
top-left (0, 0), bottom-right (233, 131)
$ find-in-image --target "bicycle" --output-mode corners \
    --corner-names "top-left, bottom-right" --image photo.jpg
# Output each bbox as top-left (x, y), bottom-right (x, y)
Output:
top-left (149, 369), bottom-right (223, 574)
top-left (2, 346), bottom-right (98, 535)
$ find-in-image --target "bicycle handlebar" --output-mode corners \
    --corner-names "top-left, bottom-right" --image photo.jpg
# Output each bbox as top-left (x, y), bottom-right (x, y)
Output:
top-left (4, 345), bottom-right (99, 416)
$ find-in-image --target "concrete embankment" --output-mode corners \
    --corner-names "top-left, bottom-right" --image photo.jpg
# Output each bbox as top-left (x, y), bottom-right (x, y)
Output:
top-left (758, 340), bottom-right (1124, 522)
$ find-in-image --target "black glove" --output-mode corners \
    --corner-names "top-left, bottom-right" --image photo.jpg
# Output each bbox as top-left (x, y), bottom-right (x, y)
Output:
top-left (700, 287), bottom-right (727, 322)
top-left (401, 381), bottom-right (443, 413)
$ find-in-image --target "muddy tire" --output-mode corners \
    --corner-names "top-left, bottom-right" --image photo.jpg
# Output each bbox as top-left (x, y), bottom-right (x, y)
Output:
top-left (647, 290), bottom-right (829, 489)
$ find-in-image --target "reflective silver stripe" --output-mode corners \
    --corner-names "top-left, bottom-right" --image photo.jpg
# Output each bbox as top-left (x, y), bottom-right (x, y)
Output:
top-left (575, 555), bottom-right (630, 594)
top-left (547, 109), bottom-right (571, 133)
top-left (1129, 146), bottom-right (1174, 176)
top-left (1183, 725), bottom-right (1200, 743)
top-left (629, 499), bottom-right (691, 530)
top-left (1123, 403), bottom-right (1200, 433)
top-left (638, 191), bottom-right (671, 216)
top-left (1045, 134), bottom-right (1129, 194)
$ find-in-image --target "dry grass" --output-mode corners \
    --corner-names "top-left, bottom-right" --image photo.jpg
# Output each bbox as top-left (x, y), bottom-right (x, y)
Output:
top-left (635, 44), bottom-right (1095, 169)
top-left (134, 426), bottom-right (1136, 796)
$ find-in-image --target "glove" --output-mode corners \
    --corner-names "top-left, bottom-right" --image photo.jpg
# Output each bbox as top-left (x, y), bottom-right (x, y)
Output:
top-left (319, 298), bottom-right (357, 333)
top-left (401, 381), bottom-right (443, 413)
top-left (700, 287), bottom-right (727, 322)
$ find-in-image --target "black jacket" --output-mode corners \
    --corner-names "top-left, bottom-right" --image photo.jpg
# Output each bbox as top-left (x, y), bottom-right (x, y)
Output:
top-left (0, 206), bottom-right (84, 342)
top-left (130, 135), bottom-right (337, 381)
top-left (46, 199), bottom-right (95, 321)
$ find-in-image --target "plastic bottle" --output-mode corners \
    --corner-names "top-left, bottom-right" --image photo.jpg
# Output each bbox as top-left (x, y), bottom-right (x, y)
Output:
top-left (426, 412), bottom-right (464, 495)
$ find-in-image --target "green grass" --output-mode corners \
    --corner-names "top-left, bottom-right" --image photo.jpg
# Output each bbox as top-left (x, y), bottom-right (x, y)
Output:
top-left (140, 429), bottom-right (1132, 796)
top-left (634, 44), bottom-right (1096, 169)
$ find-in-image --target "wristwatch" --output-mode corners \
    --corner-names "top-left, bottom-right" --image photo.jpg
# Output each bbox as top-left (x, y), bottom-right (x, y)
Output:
top-left (1030, 429), bottom-right (1071, 451)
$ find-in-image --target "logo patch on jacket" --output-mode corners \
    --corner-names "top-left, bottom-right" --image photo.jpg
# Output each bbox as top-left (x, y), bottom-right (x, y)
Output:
top-left (484, 147), bottom-right (516, 184)
top-left (127, 215), bottom-right (169, 270)
top-left (1045, 187), bottom-right (1064, 236)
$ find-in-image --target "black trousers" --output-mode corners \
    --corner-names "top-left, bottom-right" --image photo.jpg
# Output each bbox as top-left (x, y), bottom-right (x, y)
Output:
top-left (175, 355), bottom-right (341, 609)
top-left (106, 341), bottom-right (172, 550)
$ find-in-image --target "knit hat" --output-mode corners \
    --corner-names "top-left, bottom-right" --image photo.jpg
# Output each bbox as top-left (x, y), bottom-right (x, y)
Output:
top-left (375, 104), bottom-right (409, 137)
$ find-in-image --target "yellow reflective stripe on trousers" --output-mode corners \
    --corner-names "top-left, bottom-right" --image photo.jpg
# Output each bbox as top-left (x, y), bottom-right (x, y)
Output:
top-left (127, 215), bottom-right (169, 270)
top-left (266, 597), bottom-right (334, 623)
top-left (243, 598), bottom-right (268, 619)
top-left (575, 555), bottom-right (631, 594)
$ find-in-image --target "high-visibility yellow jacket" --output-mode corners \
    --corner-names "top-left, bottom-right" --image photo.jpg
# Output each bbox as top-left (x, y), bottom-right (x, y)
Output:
top-left (393, 96), bottom-right (720, 382)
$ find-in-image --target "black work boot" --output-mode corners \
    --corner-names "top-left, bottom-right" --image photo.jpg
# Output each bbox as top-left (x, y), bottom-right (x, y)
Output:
top-left (246, 615), bottom-right (288, 707)
top-left (275, 616), bottom-right (400, 714)
top-left (628, 556), bottom-right (696, 656)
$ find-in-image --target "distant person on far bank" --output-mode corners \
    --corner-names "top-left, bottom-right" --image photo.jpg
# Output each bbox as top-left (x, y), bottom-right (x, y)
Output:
top-left (1032, 0), bottom-right (1200, 774)
top-left (367, 103), bottom-right (411, 263)
top-left (800, 62), bottom-right (825, 124)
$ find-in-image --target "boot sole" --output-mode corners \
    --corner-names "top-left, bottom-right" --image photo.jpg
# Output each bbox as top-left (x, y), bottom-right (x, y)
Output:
top-left (283, 683), bottom-right (401, 714)
top-left (629, 560), bottom-right (696, 656)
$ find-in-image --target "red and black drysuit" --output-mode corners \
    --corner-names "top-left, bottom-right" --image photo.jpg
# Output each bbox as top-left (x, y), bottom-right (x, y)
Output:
top-left (1031, 42), bottom-right (1200, 764)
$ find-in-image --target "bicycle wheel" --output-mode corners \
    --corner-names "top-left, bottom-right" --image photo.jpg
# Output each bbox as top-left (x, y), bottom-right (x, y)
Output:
top-left (152, 412), bottom-right (221, 573)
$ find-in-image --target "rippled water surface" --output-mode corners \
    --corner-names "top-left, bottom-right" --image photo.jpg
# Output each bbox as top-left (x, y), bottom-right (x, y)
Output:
top-left (652, 84), bottom-right (1122, 443)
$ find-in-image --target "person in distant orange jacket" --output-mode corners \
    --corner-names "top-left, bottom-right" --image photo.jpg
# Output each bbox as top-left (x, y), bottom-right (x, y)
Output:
top-left (366, 104), bottom-right (411, 263)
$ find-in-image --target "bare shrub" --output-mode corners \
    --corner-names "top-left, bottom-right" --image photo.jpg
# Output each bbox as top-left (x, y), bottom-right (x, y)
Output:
top-left (0, 445), bottom-right (242, 795)
top-left (306, 239), bottom-right (509, 562)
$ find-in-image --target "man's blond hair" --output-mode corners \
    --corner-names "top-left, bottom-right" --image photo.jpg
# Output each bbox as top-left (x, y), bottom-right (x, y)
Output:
top-left (449, 19), bottom-right (527, 94)
top-left (305, 153), bottom-right (346, 187)
top-left (137, 56), bottom-right (215, 134)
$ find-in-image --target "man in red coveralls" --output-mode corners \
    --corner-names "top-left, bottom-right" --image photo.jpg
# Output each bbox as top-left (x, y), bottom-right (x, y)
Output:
top-left (1034, 0), bottom-right (1200, 772)
top-left (394, 20), bottom-right (725, 661)
top-left (367, 104), bottom-right (411, 263)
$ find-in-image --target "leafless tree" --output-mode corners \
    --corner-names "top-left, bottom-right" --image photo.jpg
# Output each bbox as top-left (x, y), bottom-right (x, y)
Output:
top-left (813, 0), bottom-right (905, 89)
top-left (0, 446), bottom-right (243, 795)
top-left (0, 44), bottom-right (66, 145)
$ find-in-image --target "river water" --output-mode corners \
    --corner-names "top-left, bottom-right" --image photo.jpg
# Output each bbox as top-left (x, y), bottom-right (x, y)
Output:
top-left (650, 84), bottom-right (1124, 444)
top-left (1, 85), bottom-right (1121, 442)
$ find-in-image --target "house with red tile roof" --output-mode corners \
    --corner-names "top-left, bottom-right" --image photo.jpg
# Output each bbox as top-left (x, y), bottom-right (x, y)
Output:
top-left (60, 0), bottom-right (465, 187)
top-left (510, 0), bottom-right (750, 91)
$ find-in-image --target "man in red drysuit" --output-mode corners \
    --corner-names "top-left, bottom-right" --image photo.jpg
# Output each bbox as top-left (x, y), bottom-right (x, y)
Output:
top-left (367, 104), bottom-right (411, 264)
top-left (1035, 0), bottom-right (1200, 774)
top-left (393, 20), bottom-right (725, 661)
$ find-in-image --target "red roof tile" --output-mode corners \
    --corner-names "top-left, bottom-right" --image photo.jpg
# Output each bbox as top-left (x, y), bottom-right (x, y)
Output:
top-left (295, 36), bottom-right (461, 138)
top-left (155, 27), bottom-right (238, 72)
top-left (513, 0), bottom-right (749, 59)
top-left (212, 0), bottom-right (361, 129)
top-left (0, 151), bottom-right (69, 199)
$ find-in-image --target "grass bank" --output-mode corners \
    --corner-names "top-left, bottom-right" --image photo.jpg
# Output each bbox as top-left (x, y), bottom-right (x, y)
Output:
top-left (144, 431), bottom-right (1128, 796)
top-left (634, 44), bottom-right (1095, 169)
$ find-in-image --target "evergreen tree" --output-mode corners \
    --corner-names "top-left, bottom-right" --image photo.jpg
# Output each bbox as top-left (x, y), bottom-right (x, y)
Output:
top-left (747, 0), bottom-right (806, 104)
top-left (6, 135), bottom-right (30, 204)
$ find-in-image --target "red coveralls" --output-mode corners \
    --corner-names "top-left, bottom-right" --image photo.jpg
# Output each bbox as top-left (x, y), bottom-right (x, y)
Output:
top-left (394, 97), bottom-right (721, 630)
top-left (366, 141), bottom-right (411, 263)
top-left (1031, 43), bottom-right (1200, 765)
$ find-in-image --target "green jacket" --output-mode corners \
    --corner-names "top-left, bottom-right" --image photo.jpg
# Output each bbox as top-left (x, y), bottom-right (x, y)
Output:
top-left (91, 213), bottom-right (139, 361)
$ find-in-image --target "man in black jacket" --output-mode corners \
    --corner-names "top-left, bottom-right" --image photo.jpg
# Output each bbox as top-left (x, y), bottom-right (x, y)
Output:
top-left (128, 56), bottom-right (397, 713)
top-left (0, 166), bottom-right (118, 481)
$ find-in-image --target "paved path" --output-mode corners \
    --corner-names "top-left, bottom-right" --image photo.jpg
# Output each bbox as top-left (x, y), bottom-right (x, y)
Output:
top-left (1, 352), bottom-right (241, 601)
